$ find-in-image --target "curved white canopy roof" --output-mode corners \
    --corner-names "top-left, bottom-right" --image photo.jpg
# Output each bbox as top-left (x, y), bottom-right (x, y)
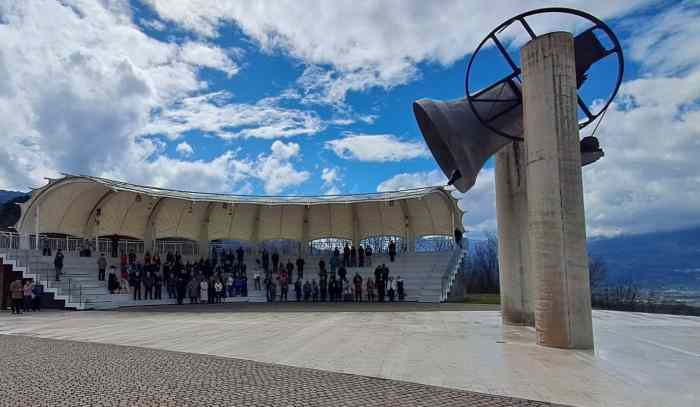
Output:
top-left (16, 175), bottom-right (463, 243)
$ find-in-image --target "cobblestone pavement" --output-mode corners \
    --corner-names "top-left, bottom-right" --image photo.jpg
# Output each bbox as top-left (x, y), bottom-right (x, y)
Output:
top-left (0, 334), bottom-right (568, 407)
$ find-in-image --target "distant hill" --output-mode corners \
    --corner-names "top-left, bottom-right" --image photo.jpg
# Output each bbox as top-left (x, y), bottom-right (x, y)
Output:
top-left (0, 194), bottom-right (30, 230)
top-left (588, 227), bottom-right (700, 290)
top-left (0, 190), bottom-right (25, 204)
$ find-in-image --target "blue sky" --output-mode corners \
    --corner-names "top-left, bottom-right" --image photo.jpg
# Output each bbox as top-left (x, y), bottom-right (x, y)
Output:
top-left (1, 0), bottom-right (699, 238)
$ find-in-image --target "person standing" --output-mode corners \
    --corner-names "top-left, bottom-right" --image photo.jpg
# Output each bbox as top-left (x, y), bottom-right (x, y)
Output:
top-left (187, 278), bottom-right (199, 304)
top-left (296, 256), bottom-right (305, 281)
top-left (312, 280), bottom-right (319, 302)
top-left (454, 228), bottom-right (463, 249)
top-left (54, 249), bottom-right (64, 281)
top-left (382, 264), bottom-right (390, 291)
top-left (294, 278), bottom-right (302, 302)
top-left (10, 278), bottom-right (23, 315)
top-left (366, 277), bottom-right (375, 302)
top-left (353, 273), bottom-right (363, 302)
top-left (365, 246), bottom-right (373, 266)
top-left (236, 246), bottom-right (244, 265)
top-left (388, 241), bottom-right (397, 262)
top-left (358, 246), bottom-right (365, 267)
top-left (271, 251), bottom-right (280, 274)
top-left (23, 279), bottom-right (34, 312)
top-left (153, 271), bottom-right (162, 300)
top-left (32, 282), bottom-right (43, 311)
top-left (130, 267), bottom-right (141, 300)
top-left (199, 278), bottom-right (208, 304)
top-left (303, 280), bottom-right (312, 302)
top-left (97, 253), bottom-right (107, 281)
top-left (261, 248), bottom-right (270, 274)
top-left (343, 244), bottom-right (350, 267)
top-left (320, 275), bottom-right (328, 302)
top-left (396, 275), bottom-right (405, 301)
top-left (108, 267), bottom-right (119, 294)
top-left (388, 277), bottom-right (397, 302)
top-left (350, 245), bottom-right (357, 267)
top-left (214, 279), bottom-right (224, 303)
top-left (338, 265), bottom-right (347, 295)
top-left (143, 272), bottom-right (154, 300)
top-left (286, 259), bottom-right (294, 281)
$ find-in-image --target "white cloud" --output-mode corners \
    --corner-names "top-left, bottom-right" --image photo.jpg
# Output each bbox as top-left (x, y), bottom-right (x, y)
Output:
top-left (179, 41), bottom-right (240, 77)
top-left (252, 141), bottom-right (310, 194)
top-left (139, 18), bottom-right (166, 31)
top-left (142, 91), bottom-right (323, 140)
top-left (0, 1), bottom-right (312, 195)
top-left (321, 167), bottom-right (342, 195)
top-left (326, 133), bottom-right (429, 162)
top-left (377, 169), bottom-right (445, 192)
top-left (145, 0), bottom-right (652, 105)
top-left (175, 141), bottom-right (194, 156)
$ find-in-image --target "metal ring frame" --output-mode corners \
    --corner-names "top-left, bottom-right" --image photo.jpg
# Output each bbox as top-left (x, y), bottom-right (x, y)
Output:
top-left (465, 7), bottom-right (624, 141)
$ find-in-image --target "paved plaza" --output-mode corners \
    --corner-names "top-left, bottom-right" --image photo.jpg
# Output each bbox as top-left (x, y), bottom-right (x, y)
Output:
top-left (0, 334), bottom-right (562, 407)
top-left (1, 304), bottom-right (698, 407)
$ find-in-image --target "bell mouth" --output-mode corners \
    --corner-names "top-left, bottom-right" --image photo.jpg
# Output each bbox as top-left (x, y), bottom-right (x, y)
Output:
top-left (413, 99), bottom-right (458, 184)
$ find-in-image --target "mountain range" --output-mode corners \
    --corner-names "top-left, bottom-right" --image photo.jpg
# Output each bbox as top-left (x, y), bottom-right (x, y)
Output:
top-left (588, 227), bottom-right (700, 290)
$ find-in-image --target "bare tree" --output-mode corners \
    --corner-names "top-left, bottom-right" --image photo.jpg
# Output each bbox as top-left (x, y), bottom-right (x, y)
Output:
top-left (464, 233), bottom-right (499, 293)
top-left (588, 255), bottom-right (607, 293)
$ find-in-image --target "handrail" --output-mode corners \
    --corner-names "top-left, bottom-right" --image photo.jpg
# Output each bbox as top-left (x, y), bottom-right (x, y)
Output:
top-left (440, 245), bottom-right (467, 302)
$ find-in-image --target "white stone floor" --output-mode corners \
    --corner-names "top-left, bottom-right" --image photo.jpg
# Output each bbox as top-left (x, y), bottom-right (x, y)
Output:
top-left (1, 307), bottom-right (698, 407)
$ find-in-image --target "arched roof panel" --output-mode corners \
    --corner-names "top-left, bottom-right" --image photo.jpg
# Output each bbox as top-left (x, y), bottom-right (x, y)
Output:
top-left (19, 175), bottom-right (463, 243)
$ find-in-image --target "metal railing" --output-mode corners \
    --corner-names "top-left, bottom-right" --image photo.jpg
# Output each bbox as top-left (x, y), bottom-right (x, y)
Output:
top-left (440, 245), bottom-right (467, 302)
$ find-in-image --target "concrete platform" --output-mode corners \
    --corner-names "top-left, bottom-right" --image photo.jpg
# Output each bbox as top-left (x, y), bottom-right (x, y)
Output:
top-left (0, 305), bottom-right (698, 407)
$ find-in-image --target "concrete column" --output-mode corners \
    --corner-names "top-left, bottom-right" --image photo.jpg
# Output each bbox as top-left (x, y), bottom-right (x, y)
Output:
top-left (199, 203), bottom-right (213, 259)
top-left (35, 203), bottom-right (40, 250)
top-left (521, 32), bottom-right (593, 349)
top-left (351, 204), bottom-right (360, 248)
top-left (301, 205), bottom-right (310, 256)
top-left (495, 142), bottom-right (534, 326)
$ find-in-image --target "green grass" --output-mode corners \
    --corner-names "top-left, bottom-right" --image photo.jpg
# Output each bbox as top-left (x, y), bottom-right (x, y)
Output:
top-left (463, 293), bottom-right (501, 305)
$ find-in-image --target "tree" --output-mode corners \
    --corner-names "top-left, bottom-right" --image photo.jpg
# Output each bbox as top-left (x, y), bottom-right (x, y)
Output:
top-left (588, 255), bottom-right (607, 293)
top-left (464, 233), bottom-right (499, 293)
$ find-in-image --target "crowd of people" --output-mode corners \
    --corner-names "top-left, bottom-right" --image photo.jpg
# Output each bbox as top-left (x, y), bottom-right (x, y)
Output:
top-left (91, 246), bottom-right (258, 305)
top-left (261, 243), bottom-right (405, 303)
top-left (47, 240), bottom-right (405, 306)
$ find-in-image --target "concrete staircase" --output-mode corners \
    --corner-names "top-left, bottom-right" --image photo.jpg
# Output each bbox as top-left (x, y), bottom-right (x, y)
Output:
top-left (2, 249), bottom-right (457, 310)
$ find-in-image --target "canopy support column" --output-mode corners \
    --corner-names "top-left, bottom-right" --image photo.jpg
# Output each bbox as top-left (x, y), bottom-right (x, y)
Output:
top-left (199, 203), bottom-right (213, 260)
top-left (399, 200), bottom-right (415, 253)
top-left (34, 203), bottom-right (40, 251)
top-left (144, 198), bottom-right (164, 256)
top-left (251, 206), bottom-right (262, 245)
top-left (301, 205), bottom-right (310, 256)
top-left (351, 203), bottom-right (360, 248)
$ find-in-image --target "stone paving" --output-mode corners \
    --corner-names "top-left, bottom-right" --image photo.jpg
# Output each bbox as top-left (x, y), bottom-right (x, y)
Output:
top-left (0, 334), bottom-right (565, 407)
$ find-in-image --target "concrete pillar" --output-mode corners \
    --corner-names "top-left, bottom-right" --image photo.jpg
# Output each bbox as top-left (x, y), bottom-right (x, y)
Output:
top-left (301, 205), bottom-right (310, 256)
top-left (35, 203), bottom-right (40, 250)
top-left (495, 142), bottom-right (534, 326)
top-left (521, 32), bottom-right (593, 349)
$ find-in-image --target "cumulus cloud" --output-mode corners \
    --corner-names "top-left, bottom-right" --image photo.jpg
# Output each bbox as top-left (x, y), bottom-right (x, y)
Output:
top-left (326, 133), bottom-right (429, 162)
top-left (175, 141), bottom-right (194, 156)
top-left (142, 91), bottom-right (323, 140)
top-left (376, 170), bottom-right (445, 192)
top-left (321, 167), bottom-right (342, 195)
top-left (252, 141), bottom-right (310, 194)
top-left (0, 1), bottom-right (317, 194)
top-left (178, 41), bottom-right (240, 77)
top-left (145, 0), bottom-right (651, 105)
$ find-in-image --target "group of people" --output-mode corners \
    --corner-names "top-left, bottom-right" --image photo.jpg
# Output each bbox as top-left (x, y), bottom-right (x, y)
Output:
top-left (50, 241), bottom-right (406, 305)
top-left (93, 247), bottom-right (261, 305)
top-left (263, 247), bottom-right (405, 303)
top-left (8, 277), bottom-right (42, 315)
